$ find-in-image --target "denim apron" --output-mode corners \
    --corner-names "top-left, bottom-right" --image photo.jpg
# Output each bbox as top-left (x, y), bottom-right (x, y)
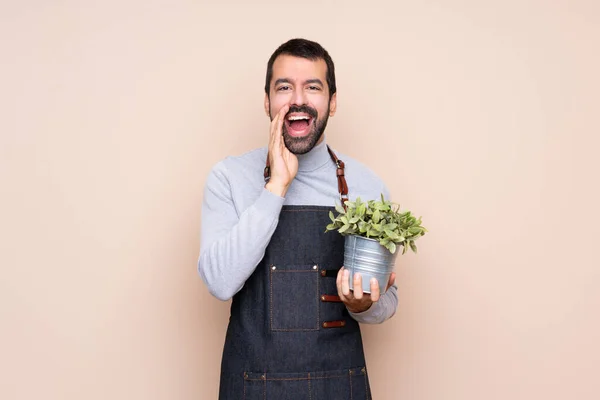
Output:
top-left (218, 147), bottom-right (372, 399)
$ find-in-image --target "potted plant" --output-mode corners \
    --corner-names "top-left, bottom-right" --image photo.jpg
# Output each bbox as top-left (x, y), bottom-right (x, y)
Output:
top-left (325, 194), bottom-right (427, 293)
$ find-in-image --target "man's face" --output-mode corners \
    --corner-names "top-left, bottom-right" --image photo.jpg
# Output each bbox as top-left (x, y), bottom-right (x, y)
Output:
top-left (265, 55), bottom-right (337, 154)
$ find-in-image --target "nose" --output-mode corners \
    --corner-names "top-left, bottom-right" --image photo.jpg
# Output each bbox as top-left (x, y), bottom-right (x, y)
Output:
top-left (291, 87), bottom-right (308, 106)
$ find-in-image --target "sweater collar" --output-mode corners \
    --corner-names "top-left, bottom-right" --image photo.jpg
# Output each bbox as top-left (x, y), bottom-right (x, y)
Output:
top-left (296, 136), bottom-right (332, 172)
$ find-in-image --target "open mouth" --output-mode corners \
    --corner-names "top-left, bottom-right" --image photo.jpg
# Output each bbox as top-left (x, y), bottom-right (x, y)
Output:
top-left (285, 114), bottom-right (313, 137)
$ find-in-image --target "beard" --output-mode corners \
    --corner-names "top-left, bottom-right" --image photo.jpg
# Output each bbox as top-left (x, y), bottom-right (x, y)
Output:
top-left (271, 104), bottom-right (330, 155)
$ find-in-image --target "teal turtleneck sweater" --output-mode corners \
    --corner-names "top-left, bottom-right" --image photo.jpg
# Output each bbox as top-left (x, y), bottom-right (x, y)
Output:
top-left (197, 137), bottom-right (397, 324)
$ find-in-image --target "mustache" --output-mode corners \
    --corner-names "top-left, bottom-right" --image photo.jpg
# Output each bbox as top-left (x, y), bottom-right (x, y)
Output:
top-left (286, 105), bottom-right (318, 119)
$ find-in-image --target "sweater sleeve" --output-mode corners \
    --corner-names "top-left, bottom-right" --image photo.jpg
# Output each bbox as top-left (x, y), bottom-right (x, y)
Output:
top-left (197, 161), bottom-right (284, 301)
top-left (347, 284), bottom-right (398, 324)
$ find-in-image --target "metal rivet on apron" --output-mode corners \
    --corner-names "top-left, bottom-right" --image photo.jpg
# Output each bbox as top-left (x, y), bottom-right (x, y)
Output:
top-left (320, 295), bottom-right (325, 301)
top-left (261, 374), bottom-right (266, 380)
top-left (349, 369), bottom-right (354, 375)
top-left (323, 322), bottom-right (328, 328)
top-left (271, 266), bottom-right (276, 270)
top-left (361, 367), bottom-right (366, 373)
top-left (321, 270), bottom-right (326, 276)
top-left (312, 265), bottom-right (318, 270)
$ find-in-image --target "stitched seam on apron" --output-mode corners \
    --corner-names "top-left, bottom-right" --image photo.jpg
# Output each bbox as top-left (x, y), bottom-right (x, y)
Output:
top-left (349, 369), bottom-right (353, 400)
top-left (270, 328), bottom-right (320, 332)
top-left (269, 265), bottom-right (273, 332)
top-left (272, 270), bottom-right (316, 273)
top-left (365, 368), bottom-right (369, 400)
top-left (245, 375), bottom-right (349, 381)
top-left (317, 265), bottom-right (320, 330)
top-left (365, 370), bottom-right (369, 400)
top-left (283, 209), bottom-right (333, 212)
top-left (271, 329), bottom-right (319, 331)
top-left (308, 372), bottom-right (312, 400)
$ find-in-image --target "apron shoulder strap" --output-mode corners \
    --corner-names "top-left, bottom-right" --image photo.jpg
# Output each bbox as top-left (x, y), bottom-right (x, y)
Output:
top-left (326, 146), bottom-right (349, 205)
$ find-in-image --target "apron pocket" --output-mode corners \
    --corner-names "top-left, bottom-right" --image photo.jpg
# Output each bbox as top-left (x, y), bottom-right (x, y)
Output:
top-left (243, 367), bottom-right (369, 400)
top-left (270, 264), bottom-right (319, 331)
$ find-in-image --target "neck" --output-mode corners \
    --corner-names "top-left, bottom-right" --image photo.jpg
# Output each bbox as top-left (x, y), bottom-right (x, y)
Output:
top-left (296, 136), bottom-right (331, 172)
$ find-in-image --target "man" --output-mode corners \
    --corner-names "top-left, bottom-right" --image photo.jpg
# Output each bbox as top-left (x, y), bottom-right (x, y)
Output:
top-left (198, 38), bottom-right (398, 399)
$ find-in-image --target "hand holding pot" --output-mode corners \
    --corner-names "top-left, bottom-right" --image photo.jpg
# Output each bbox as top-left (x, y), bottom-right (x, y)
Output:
top-left (336, 267), bottom-right (396, 314)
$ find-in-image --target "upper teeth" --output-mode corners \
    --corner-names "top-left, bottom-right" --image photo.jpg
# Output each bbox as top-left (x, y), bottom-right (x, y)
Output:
top-left (288, 116), bottom-right (309, 121)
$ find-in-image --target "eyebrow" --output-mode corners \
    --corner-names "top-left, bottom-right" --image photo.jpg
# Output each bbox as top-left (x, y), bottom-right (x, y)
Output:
top-left (305, 79), bottom-right (324, 86)
top-left (274, 78), bottom-right (324, 87)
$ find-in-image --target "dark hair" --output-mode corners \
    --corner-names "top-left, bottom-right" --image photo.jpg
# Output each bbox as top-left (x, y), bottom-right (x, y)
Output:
top-left (265, 38), bottom-right (336, 99)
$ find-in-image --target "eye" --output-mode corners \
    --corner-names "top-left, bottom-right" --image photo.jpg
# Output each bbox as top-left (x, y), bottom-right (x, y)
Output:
top-left (308, 86), bottom-right (321, 91)
top-left (277, 86), bottom-right (291, 91)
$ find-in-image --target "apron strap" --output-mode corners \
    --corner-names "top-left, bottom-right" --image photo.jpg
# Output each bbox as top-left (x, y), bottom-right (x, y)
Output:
top-left (263, 144), bottom-right (349, 206)
top-left (327, 146), bottom-right (349, 206)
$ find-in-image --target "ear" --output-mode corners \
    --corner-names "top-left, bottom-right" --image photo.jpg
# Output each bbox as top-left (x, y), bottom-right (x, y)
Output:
top-left (328, 92), bottom-right (337, 117)
top-left (264, 94), bottom-right (270, 117)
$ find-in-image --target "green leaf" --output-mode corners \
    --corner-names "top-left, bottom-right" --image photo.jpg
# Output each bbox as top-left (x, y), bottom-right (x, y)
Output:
top-left (358, 221), bottom-right (369, 233)
top-left (387, 242), bottom-right (397, 254)
top-left (329, 211), bottom-right (335, 223)
top-left (335, 203), bottom-right (346, 214)
top-left (384, 223), bottom-right (398, 231)
top-left (368, 229), bottom-right (380, 237)
top-left (373, 209), bottom-right (380, 223)
top-left (357, 203), bottom-right (366, 217)
top-left (410, 241), bottom-right (418, 253)
top-left (339, 224), bottom-right (351, 233)
top-left (384, 229), bottom-right (396, 239)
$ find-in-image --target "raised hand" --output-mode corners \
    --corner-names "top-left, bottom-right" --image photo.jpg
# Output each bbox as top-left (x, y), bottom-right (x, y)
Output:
top-left (265, 104), bottom-right (298, 197)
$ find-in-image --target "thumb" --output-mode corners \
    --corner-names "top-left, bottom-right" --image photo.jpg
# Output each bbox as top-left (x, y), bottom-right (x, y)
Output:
top-left (386, 272), bottom-right (396, 291)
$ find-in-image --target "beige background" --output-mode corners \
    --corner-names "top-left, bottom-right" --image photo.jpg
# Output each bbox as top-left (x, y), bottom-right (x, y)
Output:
top-left (1, 1), bottom-right (599, 399)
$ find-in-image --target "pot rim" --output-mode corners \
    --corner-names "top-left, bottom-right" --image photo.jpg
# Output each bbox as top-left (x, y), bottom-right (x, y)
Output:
top-left (346, 234), bottom-right (380, 242)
